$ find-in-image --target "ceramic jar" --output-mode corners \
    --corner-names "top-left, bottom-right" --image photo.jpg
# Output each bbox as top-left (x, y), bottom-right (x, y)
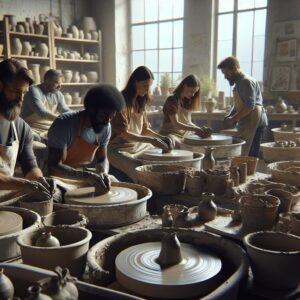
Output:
top-left (25, 285), bottom-right (52, 300)
top-left (29, 64), bottom-right (41, 84)
top-left (4, 14), bottom-right (16, 31)
top-left (81, 16), bottom-right (97, 33)
top-left (36, 42), bottom-right (49, 57)
top-left (72, 92), bottom-right (81, 105)
top-left (202, 147), bottom-right (216, 170)
top-left (91, 31), bottom-right (99, 40)
top-left (79, 30), bottom-right (84, 39)
top-left (11, 37), bottom-right (22, 55)
top-left (25, 17), bottom-right (34, 34)
top-left (84, 32), bottom-right (91, 40)
top-left (71, 71), bottom-right (80, 83)
top-left (86, 71), bottom-right (98, 83)
top-left (0, 268), bottom-right (14, 300)
top-left (205, 98), bottom-right (217, 113)
top-left (275, 97), bottom-right (287, 113)
top-left (16, 22), bottom-right (25, 33)
top-left (52, 22), bottom-right (63, 37)
top-left (63, 93), bottom-right (72, 106)
top-left (0, 44), bottom-right (3, 56)
top-left (198, 192), bottom-right (217, 222)
top-left (69, 25), bottom-right (79, 39)
top-left (22, 41), bottom-right (32, 56)
top-left (35, 232), bottom-right (60, 247)
top-left (79, 74), bottom-right (88, 83)
top-left (34, 22), bottom-right (44, 35)
top-left (63, 70), bottom-right (73, 83)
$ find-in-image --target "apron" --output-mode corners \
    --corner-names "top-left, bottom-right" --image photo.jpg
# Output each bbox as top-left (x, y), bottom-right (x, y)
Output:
top-left (160, 100), bottom-right (193, 146)
top-left (108, 110), bottom-right (153, 182)
top-left (0, 122), bottom-right (20, 198)
top-left (233, 90), bottom-right (262, 156)
top-left (24, 94), bottom-right (58, 135)
top-left (50, 113), bottom-right (100, 190)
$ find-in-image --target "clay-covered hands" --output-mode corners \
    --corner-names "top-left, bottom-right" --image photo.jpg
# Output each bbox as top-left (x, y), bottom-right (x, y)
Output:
top-left (195, 126), bottom-right (212, 138)
top-left (23, 179), bottom-right (52, 200)
top-left (84, 171), bottom-right (110, 195)
top-left (161, 136), bottom-right (175, 150)
top-left (150, 137), bottom-right (169, 150)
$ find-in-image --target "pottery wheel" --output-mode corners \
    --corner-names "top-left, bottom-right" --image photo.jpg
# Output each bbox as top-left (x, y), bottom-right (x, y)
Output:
top-left (64, 186), bottom-right (138, 206)
top-left (184, 134), bottom-right (232, 146)
top-left (115, 242), bottom-right (222, 298)
top-left (141, 148), bottom-right (193, 161)
top-left (0, 211), bottom-right (23, 236)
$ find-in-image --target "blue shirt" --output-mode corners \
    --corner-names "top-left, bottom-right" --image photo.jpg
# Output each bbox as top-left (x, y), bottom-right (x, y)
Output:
top-left (21, 84), bottom-right (70, 119)
top-left (234, 73), bottom-right (267, 127)
top-left (48, 111), bottom-right (111, 150)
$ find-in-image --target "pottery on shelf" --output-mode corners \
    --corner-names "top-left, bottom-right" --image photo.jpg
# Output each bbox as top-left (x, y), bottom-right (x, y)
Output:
top-left (62, 70), bottom-right (73, 83)
top-left (0, 44), bottom-right (4, 56)
top-left (79, 30), bottom-right (84, 39)
top-left (36, 42), bottom-right (48, 57)
top-left (91, 31), bottom-right (99, 40)
top-left (85, 71), bottom-right (98, 83)
top-left (52, 22), bottom-right (62, 37)
top-left (71, 71), bottom-right (80, 83)
top-left (63, 93), bottom-right (72, 105)
top-left (11, 37), bottom-right (22, 55)
top-left (35, 231), bottom-right (60, 247)
top-left (275, 97), bottom-right (287, 113)
top-left (29, 64), bottom-right (41, 84)
top-left (25, 285), bottom-right (51, 300)
top-left (69, 25), bottom-right (79, 39)
top-left (22, 41), bottom-right (33, 56)
top-left (16, 22), bottom-right (25, 33)
top-left (0, 268), bottom-right (14, 300)
top-left (4, 14), bottom-right (17, 30)
top-left (80, 16), bottom-right (97, 33)
top-left (198, 192), bottom-right (217, 222)
top-left (34, 22), bottom-right (44, 35)
top-left (79, 74), bottom-right (87, 83)
top-left (84, 32), bottom-right (91, 40)
top-left (205, 98), bottom-right (217, 113)
top-left (203, 147), bottom-right (216, 170)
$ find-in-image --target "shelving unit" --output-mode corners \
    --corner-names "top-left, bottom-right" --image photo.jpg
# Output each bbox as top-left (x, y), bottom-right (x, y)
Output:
top-left (0, 15), bottom-right (102, 107)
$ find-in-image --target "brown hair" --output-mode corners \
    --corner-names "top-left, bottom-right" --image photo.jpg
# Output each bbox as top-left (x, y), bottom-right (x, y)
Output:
top-left (0, 59), bottom-right (34, 86)
top-left (173, 74), bottom-right (200, 111)
top-left (217, 56), bottom-right (240, 70)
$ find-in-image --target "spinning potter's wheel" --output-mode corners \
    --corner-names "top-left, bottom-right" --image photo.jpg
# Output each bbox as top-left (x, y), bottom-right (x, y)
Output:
top-left (184, 134), bottom-right (232, 146)
top-left (115, 242), bottom-right (222, 298)
top-left (141, 148), bottom-right (193, 161)
top-left (64, 186), bottom-right (138, 206)
top-left (0, 211), bottom-right (23, 236)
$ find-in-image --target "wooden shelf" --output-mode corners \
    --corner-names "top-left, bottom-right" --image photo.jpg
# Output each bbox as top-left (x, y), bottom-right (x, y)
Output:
top-left (54, 37), bottom-right (99, 44)
top-left (9, 31), bottom-right (48, 39)
top-left (11, 55), bottom-right (50, 60)
top-left (61, 83), bottom-right (97, 86)
top-left (55, 58), bottom-right (99, 63)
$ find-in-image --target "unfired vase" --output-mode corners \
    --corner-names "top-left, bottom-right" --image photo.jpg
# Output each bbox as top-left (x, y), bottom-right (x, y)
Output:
top-left (35, 232), bottom-right (60, 247)
top-left (52, 22), bottom-right (62, 37)
top-left (63, 70), bottom-right (72, 83)
top-left (203, 147), bottom-right (216, 170)
top-left (29, 64), bottom-right (41, 84)
top-left (85, 71), bottom-right (98, 83)
top-left (205, 98), bottom-right (217, 113)
top-left (11, 37), bottom-right (22, 55)
top-left (81, 16), bottom-right (97, 33)
top-left (275, 97), bottom-right (287, 113)
top-left (22, 41), bottom-right (32, 56)
top-left (63, 93), bottom-right (72, 106)
top-left (16, 22), bottom-right (25, 33)
top-left (79, 74), bottom-right (87, 83)
top-left (0, 268), bottom-right (14, 300)
top-left (36, 42), bottom-right (48, 57)
top-left (34, 22), bottom-right (44, 35)
top-left (198, 192), bottom-right (217, 222)
top-left (71, 71), bottom-right (80, 83)
top-left (69, 25), bottom-right (79, 39)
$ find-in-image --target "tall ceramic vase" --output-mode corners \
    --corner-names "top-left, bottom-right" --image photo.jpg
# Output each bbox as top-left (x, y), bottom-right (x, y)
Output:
top-left (0, 268), bottom-right (14, 300)
top-left (203, 147), bottom-right (216, 170)
top-left (11, 37), bottom-right (22, 55)
top-left (29, 64), bottom-right (41, 84)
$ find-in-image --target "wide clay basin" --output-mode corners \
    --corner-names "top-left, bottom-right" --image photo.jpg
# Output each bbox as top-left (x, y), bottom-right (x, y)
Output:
top-left (87, 228), bottom-right (249, 300)
top-left (17, 226), bottom-right (92, 278)
top-left (272, 127), bottom-right (300, 142)
top-left (0, 206), bottom-right (41, 261)
top-left (42, 209), bottom-right (87, 227)
top-left (244, 231), bottom-right (300, 290)
top-left (261, 142), bottom-right (300, 163)
top-left (0, 263), bottom-right (141, 300)
top-left (268, 161), bottom-right (300, 186)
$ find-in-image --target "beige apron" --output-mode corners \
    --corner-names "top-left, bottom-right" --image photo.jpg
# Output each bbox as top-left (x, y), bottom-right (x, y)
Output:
top-left (25, 94), bottom-right (58, 135)
top-left (108, 111), bottom-right (153, 182)
top-left (160, 102), bottom-right (193, 146)
top-left (233, 91), bottom-right (262, 156)
top-left (0, 122), bottom-right (20, 197)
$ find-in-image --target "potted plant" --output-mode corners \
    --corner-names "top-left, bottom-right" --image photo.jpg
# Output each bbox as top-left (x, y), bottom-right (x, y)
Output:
top-left (200, 75), bottom-right (217, 98)
top-left (160, 72), bottom-right (171, 96)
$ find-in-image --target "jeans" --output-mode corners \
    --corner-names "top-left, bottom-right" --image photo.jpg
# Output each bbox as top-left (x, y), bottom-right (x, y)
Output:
top-left (249, 126), bottom-right (266, 157)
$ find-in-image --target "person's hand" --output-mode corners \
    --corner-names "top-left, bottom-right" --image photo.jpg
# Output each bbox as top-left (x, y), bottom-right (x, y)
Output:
top-left (201, 126), bottom-right (212, 138)
top-left (195, 127), bottom-right (211, 138)
top-left (150, 137), bottom-right (169, 150)
top-left (23, 180), bottom-right (52, 200)
top-left (161, 136), bottom-right (175, 150)
top-left (85, 171), bottom-right (110, 195)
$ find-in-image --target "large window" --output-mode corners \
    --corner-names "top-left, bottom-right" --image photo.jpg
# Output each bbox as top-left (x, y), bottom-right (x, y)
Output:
top-left (130, 0), bottom-right (184, 92)
top-left (216, 0), bottom-right (268, 96)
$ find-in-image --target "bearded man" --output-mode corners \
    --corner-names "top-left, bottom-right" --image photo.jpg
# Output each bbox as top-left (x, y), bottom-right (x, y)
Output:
top-left (0, 59), bottom-right (52, 198)
top-left (47, 84), bottom-right (125, 194)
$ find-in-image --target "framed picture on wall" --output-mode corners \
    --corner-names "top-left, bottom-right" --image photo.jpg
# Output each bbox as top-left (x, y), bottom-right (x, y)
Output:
top-left (276, 39), bottom-right (297, 61)
top-left (270, 66), bottom-right (291, 91)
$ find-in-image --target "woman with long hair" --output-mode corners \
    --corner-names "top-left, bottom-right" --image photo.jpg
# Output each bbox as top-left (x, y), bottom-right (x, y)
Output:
top-left (108, 66), bottom-right (173, 182)
top-left (160, 74), bottom-right (212, 146)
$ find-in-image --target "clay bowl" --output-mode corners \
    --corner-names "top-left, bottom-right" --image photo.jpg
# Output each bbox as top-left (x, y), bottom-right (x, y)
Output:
top-left (244, 231), bottom-right (300, 290)
top-left (268, 161), bottom-right (300, 186)
top-left (135, 164), bottom-right (193, 195)
top-left (87, 228), bottom-right (249, 299)
top-left (261, 142), bottom-right (300, 163)
top-left (0, 263), bottom-right (142, 300)
top-left (19, 195), bottom-right (53, 217)
top-left (185, 170), bottom-right (205, 196)
top-left (17, 226), bottom-right (92, 277)
top-left (0, 206), bottom-right (41, 261)
top-left (42, 209), bottom-right (87, 227)
top-left (272, 127), bottom-right (300, 142)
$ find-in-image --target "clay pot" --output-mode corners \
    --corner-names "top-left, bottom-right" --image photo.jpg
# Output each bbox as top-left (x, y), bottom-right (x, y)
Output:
top-left (205, 98), bottom-right (217, 113)
top-left (91, 31), bottom-right (98, 40)
top-left (244, 231), bottom-right (300, 289)
top-left (71, 71), bottom-right (80, 83)
top-left (275, 97), bottom-right (287, 113)
top-left (290, 213), bottom-right (300, 236)
top-left (35, 231), bottom-right (60, 247)
top-left (0, 44), bottom-right (4, 56)
top-left (161, 206), bottom-right (173, 228)
top-left (202, 147), bottom-right (216, 170)
top-left (34, 22), bottom-right (44, 35)
top-left (72, 95), bottom-right (81, 105)
top-left (69, 25), bottom-right (79, 39)
top-left (239, 195), bottom-right (280, 233)
top-left (198, 192), bottom-right (217, 222)
top-left (85, 71), bottom-right (98, 83)
top-left (11, 37), bottom-right (22, 55)
top-left (4, 14), bottom-right (16, 30)
top-left (28, 64), bottom-right (41, 84)
top-left (206, 170), bottom-right (230, 195)
top-left (268, 161), bottom-right (300, 186)
top-left (16, 22), bottom-right (25, 33)
top-left (0, 268), bottom-right (14, 300)
top-left (52, 22), bottom-right (62, 37)
top-left (36, 42), bottom-right (49, 57)
top-left (63, 93), bottom-right (72, 105)
top-left (84, 32), bottom-right (91, 40)
top-left (83, 52), bottom-right (90, 60)
top-left (62, 70), bottom-right (73, 83)
top-left (265, 188), bottom-right (293, 213)
top-left (81, 16), bottom-right (97, 33)
top-left (79, 74), bottom-right (87, 83)
top-left (173, 207), bottom-right (193, 228)
top-left (22, 41), bottom-right (32, 56)
top-left (185, 170), bottom-right (205, 196)
top-left (25, 285), bottom-right (51, 300)
top-left (78, 30), bottom-right (84, 39)
top-left (25, 17), bottom-right (34, 34)
top-left (17, 226), bottom-right (92, 277)
top-left (19, 196), bottom-right (53, 217)
top-left (160, 85), bottom-right (169, 96)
